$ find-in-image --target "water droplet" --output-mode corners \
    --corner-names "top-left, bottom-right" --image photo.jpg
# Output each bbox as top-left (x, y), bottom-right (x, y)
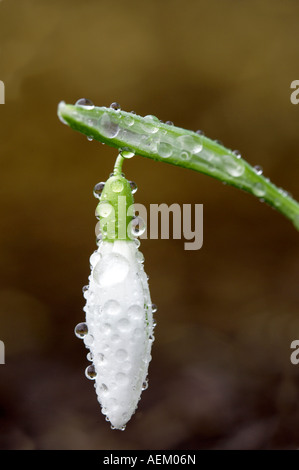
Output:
top-left (129, 181), bottom-right (138, 194)
top-left (142, 380), bottom-right (149, 391)
top-left (119, 425), bottom-right (126, 431)
top-left (103, 322), bottom-right (112, 334)
top-left (177, 134), bottom-right (203, 155)
top-left (136, 251), bottom-right (144, 263)
top-left (116, 372), bottom-right (129, 385)
top-left (87, 136), bottom-right (93, 142)
top-left (111, 334), bottom-right (120, 343)
top-left (100, 383), bottom-right (108, 392)
top-left (134, 238), bottom-right (141, 248)
top-left (254, 165), bottom-right (263, 175)
top-left (124, 115), bottom-right (134, 127)
top-left (133, 328), bottom-right (142, 338)
top-left (196, 129), bottom-right (204, 136)
top-left (99, 113), bottom-right (120, 138)
top-left (97, 353), bottom-right (105, 362)
top-left (111, 179), bottom-right (124, 193)
top-left (120, 147), bottom-right (135, 159)
top-left (93, 254), bottom-right (130, 286)
top-left (84, 334), bottom-right (94, 347)
top-left (87, 352), bottom-right (93, 361)
top-left (110, 102), bottom-right (121, 111)
top-left (85, 364), bottom-right (97, 380)
top-left (232, 150), bottom-right (241, 159)
top-left (252, 182), bottom-right (266, 197)
top-left (93, 182), bottom-right (105, 198)
top-left (223, 154), bottom-right (245, 177)
top-left (75, 98), bottom-right (94, 110)
top-left (115, 349), bottom-right (128, 361)
top-left (130, 216), bottom-right (146, 237)
top-left (151, 304), bottom-right (158, 313)
top-left (96, 233), bottom-right (103, 244)
top-left (102, 299), bottom-right (121, 316)
top-left (215, 139), bottom-right (223, 146)
top-left (75, 322), bottom-right (88, 338)
top-left (165, 120), bottom-right (174, 126)
top-left (96, 201), bottom-right (113, 218)
top-left (180, 151), bottom-right (190, 160)
top-left (157, 141), bottom-right (173, 158)
top-left (117, 318), bottom-right (130, 332)
top-left (82, 285), bottom-right (89, 294)
top-left (89, 251), bottom-right (101, 266)
top-left (141, 115), bottom-right (159, 134)
top-left (128, 304), bottom-right (144, 320)
top-left (105, 416), bottom-right (110, 422)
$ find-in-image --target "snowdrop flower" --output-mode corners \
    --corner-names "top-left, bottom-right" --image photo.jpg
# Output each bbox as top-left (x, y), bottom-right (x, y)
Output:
top-left (75, 155), bottom-right (155, 430)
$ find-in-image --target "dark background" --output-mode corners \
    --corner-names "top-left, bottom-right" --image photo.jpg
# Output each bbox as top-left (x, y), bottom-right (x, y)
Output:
top-left (0, 0), bottom-right (299, 450)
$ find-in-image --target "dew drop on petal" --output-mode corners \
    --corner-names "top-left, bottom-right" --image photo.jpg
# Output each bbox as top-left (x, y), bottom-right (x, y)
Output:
top-left (85, 364), bottom-right (97, 380)
top-left (115, 349), bottom-right (128, 361)
top-left (102, 299), bottom-right (121, 316)
top-left (116, 372), bottom-right (129, 385)
top-left (100, 383), bottom-right (109, 392)
top-left (93, 254), bottom-right (130, 287)
top-left (151, 304), bottom-right (158, 313)
top-left (90, 251), bottom-right (101, 267)
top-left (127, 304), bottom-right (144, 320)
top-left (136, 251), bottom-right (144, 263)
top-left (142, 380), bottom-right (149, 391)
top-left (117, 318), bottom-right (130, 332)
top-left (165, 120), bottom-right (174, 126)
top-left (134, 238), bottom-right (141, 248)
top-left (87, 352), bottom-right (93, 362)
top-left (75, 322), bottom-right (88, 338)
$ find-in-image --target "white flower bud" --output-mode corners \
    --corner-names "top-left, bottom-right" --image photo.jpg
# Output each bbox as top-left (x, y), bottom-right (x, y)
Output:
top-left (82, 239), bottom-right (154, 430)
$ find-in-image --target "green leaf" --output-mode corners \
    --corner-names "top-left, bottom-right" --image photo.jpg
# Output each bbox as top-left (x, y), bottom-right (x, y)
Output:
top-left (58, 102), bottom-right (299, 231)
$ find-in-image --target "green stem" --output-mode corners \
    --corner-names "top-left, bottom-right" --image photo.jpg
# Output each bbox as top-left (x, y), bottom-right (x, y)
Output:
top-left (113, 153), bottom-right (125, 176)
top-left (58, 102), bottom-right (299, 231)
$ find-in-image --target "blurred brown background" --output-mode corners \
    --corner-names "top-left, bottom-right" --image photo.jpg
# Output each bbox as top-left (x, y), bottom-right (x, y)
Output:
top-left (0, 0), bottom-right (299, 450)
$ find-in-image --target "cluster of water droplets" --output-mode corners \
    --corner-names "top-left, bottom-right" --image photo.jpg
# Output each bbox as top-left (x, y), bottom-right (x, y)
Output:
top-left (74, 174), bottom-right (156, 430)
top-left (73, 99), bottom-right (273, 202)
